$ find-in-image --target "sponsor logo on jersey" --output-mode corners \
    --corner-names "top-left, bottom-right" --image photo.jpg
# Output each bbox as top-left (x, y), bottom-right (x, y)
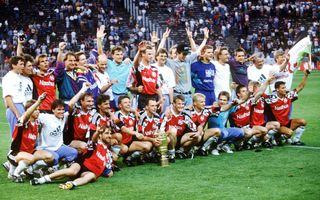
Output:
top-left (237, 111), bottom-right (250, 119)
top-left (274, 104), bottom-right (289, 111)
top-left (49, 126), bottom-right (62, 136)
top-left (28, 133), bottom-right (37, 140)
top-left (142, 76), bottom-right (156, 83)
top-left (39, 80), bottom-right (55, 87)
top-left (79, 123), bottom-right (89, 130)
top-left (96, 151), bottom-right (106, 162)
top-left (254, 108), bottom-right (264, 114)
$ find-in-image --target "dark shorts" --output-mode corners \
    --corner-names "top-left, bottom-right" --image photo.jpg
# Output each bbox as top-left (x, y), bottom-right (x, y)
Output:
top-left (283, 120), bottom-right (292, 128)
top-left (194, 90), bottom-right (215, 106)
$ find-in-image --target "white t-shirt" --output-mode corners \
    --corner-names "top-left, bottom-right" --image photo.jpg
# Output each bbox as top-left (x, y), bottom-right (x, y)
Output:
top-left (37, 112), bottom-right (69, 151)
top-left (95, 71), bottom-right (114, 100)
top-left (211, 60), bottom-right (231, 98)
top-left (271, 63), bottom-right (293, 91)
top-left (2, 71), bottom-right (25, 104)
top-left (154, 64), bottom-right (176, 95)
top-left (21, 75), bottom-right (33, 103)
top-left (248, 64), bottom-right (279, 94)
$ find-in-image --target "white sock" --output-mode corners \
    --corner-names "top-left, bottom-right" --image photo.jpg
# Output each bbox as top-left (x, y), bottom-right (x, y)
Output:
top-left (248, 135), bottom-right (258, 144)
top-left (202, 136), bottom-right (218, 150)
top-left (9, 163), bottom-right (16, 177)
top-left (268, 129), bottom-right (277, 138)
top-left (13, 160), bottom-right (28, 177)
top-left (38, 175), bottom-right (51, 184)
top-left (293, 126), bottom-right (305, 142)
top-left (168, 149), bottom-right (175, 156)
top-left (33, 160), bottom-right (47, 171)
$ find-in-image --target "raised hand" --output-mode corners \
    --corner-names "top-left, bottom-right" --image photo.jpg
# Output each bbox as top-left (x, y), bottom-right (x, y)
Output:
top-left (59, 42), bottom-right (66, 51)
top-left (203, 27), bottom-right (209, 39)
top-left (162, 28), bottom-right (171, 38)
top-left (150, 31), bottom-right (159, 44)
top-left (185, 27), bottom-right (193, 38)
top-left (96, 25), bottom-right (106, 39)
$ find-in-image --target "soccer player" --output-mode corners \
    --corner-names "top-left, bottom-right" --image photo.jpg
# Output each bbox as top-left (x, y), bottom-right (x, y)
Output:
top-left (34, 84), bottom-right (90, 170)
top-left (113, 96), bottom-right (148, 166)
top-left (212, 47), bottom-right (231, 99)
top-left (160, 95), bottom-right (199, 160)
top-left (207, 91), bottom-right (250, 155)
top-left (66, 91), bottom-right (94, 154)
top-left (153, 48), bottom-right (176, 113)
top-left (7, 93), bottom-right (53, 182)
top-left (32, 54), bottom-right (57, 112)
top-left (127, 41), bottom-right (163, 110)
top-left (54, 42), bottom-right (79, 105)
top-left (94, 54), bottom-right (118, 109)
top-left (191, 45), bottom-right (216, 105)
top-left (31, 125), bottom-right (113, 190)
top-left (2, 56), bottom-right (25, 134)
top-left (264, 70), bottom-right (310, 145)
top-left (229, 83), bottom-right (272, 149)
top-left (229, 48), bottom-right (250, 87)
top-left (249, 81), bottom-right (280, 146)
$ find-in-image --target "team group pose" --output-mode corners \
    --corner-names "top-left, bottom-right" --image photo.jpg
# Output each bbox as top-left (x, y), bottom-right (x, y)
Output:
top-left (1, 25), bottom-right (310, 190)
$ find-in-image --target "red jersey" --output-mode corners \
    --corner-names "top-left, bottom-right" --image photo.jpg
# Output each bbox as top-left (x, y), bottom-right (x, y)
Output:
top-left (127, 64), bottom-right (160, 95)
top-left (161, 108), bottom-right (197, 137)
top-left (69, 108), bottom-right (92, 142)
top-left (32, 72), bottom-right (56, 111)
top-left (138, 111), bottom-right (161, 138)
top-left (250, 94), bottom-right (267, 126)
top-left (265, 90), bottom-right (298, 126)
top-left (114, 111), bottom-right (137, 145)
top-left (11, 120), bottom-right (39, 154)
top-left (186, 106), bottom-right (220, 126)
top-left (82, 141), bottom-right (111, 177)
top-left (230, 100), bottom-right (251, 127)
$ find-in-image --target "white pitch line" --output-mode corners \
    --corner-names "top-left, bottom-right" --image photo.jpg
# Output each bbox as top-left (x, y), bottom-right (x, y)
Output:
top-left (284, 145), bottom-right (320, 150)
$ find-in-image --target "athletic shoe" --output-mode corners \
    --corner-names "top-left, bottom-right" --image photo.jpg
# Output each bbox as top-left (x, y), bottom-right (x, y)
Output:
top-left (221, 144), bottom-right (233, 154)
top-left (175, 150), bottom-right (187, 159)
top-left (168, 156), bottom-right (175, 163)
top-left (136, 155), bottom-right (146, 165)
top-left (262, 141), bottom-right (273, 149)
top-left (187, 148), bottom-right (196, 159)
top-left (211, 149), bottom-right (220, 156)
top-left (12, 175), bottom-right (24, 183)
top-left (112, 164), bottom-right (121, 172)
top-left (123, 158), bottom-right (134, 167)
top-left (197, 148), bottom-right (208, 156)
top-left (2, 161), bottom-right (10, 172)
top-left (30, 178), bottom-right (41, 185)
top-left (243, 142), bottom-right (254, 150)
top-left (286, 138), bottom-right (293, 144)
top-left (291, 141), bottom-right (306, 146)
top-left (59, 181), bottom-right (74, 190)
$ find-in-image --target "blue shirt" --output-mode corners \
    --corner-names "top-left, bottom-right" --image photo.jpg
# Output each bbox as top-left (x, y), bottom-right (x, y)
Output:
top-left (208, 110), bottom-right (231, 129)
top-left (191, 60), bottom-right (216, 91)
top-left (228, 58), bottom-right (249, 86)
top-left (106, 59), bottom-right (132, 94)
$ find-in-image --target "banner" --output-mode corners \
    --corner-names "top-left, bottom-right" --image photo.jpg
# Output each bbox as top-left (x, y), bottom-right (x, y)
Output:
top-left (287, 36), bottom-right (312, 73)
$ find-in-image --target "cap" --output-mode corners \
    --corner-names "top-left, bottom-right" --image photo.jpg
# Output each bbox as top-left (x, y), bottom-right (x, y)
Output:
top-left (176, 44), bottom-right (190, 54)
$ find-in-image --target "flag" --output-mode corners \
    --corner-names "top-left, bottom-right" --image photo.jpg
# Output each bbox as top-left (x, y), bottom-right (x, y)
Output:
top-left (287, 35), bottom-right (312, 73)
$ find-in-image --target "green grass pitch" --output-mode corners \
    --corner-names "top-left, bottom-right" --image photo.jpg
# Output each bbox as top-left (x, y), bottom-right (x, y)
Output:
top-left (0, 71), bottom-right (319, 200)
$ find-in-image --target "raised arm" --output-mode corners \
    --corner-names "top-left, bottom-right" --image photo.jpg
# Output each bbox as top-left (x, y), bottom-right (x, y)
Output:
top-left (96, 25), bottom-right (106, 55)
top-left (278, 54), bottom-right (290, 72)
top-left (253, 76), bottom-right (275, 102)
top-left (157, 28), bottom-right (171, 51)
top-left (197, 27), bottom-right (209, 53)
top-left (68, 82), bottom-right (90, 113)
top-left (21, 93), bottom-right (47, 123)
top-left (16, 35), bottom-right (25, 56)
top-left (57, 42), bottom-right (66, 63)
top-left (133, 41), bottom-right (146, 68)
top-left (295, 70), bottom-right (309, 93)
top-left (186, 27), bottom-right (197, 52)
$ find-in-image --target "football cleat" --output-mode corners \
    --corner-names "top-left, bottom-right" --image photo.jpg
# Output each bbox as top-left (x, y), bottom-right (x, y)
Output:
top-left (12, 175), bottom-right (24, 183)
top-left (197, 149), bottom-right (208, 156)
top-left (2, 161), bottom-right (10, 172)
top-left (123, 158), bottom-right (135, 167)
top-left (291, 141), bottom-right (305, 146)
top-left (175, 150), bottom-right (187, 159)
top-left (59, 181), bottom-right (74, 190)
top-left (221, 144), bottom-right (234, 154)
top-left (211, 149), bottom-right (220, 156)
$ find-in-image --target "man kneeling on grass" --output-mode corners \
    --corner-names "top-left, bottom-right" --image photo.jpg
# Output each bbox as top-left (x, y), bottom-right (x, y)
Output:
top-left (30, 125), bottom-right (113, 190)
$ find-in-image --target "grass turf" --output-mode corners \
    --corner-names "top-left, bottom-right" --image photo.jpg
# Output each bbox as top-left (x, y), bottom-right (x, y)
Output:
top-left (0, 71), bottom-right (319, 200)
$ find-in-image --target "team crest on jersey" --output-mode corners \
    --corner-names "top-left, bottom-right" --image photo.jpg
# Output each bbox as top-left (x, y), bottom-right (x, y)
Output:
top-left (283, 98), bottom-right (288, 103)
top-left (152, 72), bottom-right (156, 77)
top-left (49, 75), bottom-right (55, 81)
top-left (178, 119), bottom-right (183, 125)
top-left (129, 119), bottom-right (133, 126)
top-left (200, 115), bottom-right (205, 121)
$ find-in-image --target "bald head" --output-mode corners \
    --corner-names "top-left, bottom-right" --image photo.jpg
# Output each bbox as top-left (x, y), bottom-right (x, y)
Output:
top-left (97, 54), bottom-right (108, 72)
